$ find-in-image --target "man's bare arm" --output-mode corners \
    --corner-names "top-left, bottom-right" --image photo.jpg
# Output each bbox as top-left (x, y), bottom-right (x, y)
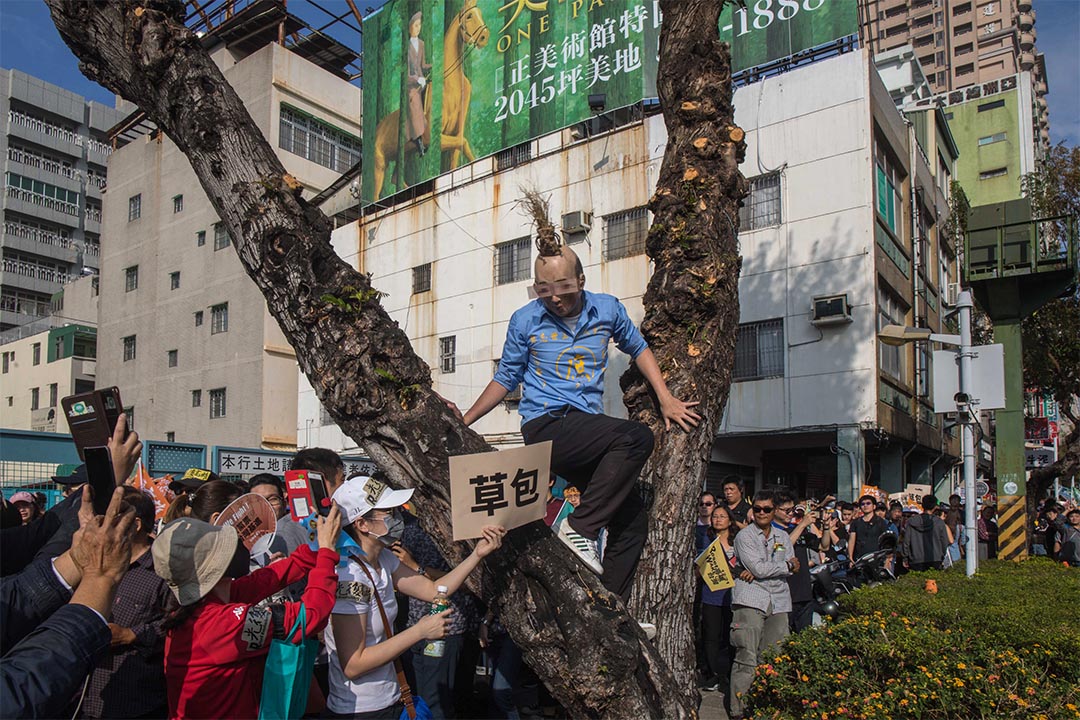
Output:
top-left (462, 381), bottom-right (511, 426)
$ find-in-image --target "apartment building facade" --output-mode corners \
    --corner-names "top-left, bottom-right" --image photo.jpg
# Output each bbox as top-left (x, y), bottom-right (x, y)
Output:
top-left (96, 39), bottom-right (361, 449)
top-left (860, 0), bottom-right (1049, 151)
top-left (1, 69), bottom-right (123, 332)
top-left (1, 274), bottom-right (99, 432)
top-left (299, 49), bottom-right (961, 501)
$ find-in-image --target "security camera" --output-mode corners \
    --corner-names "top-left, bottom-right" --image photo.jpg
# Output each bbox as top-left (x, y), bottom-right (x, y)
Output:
top-left (588, 93), bottom-right (606, 113)
top-left (953, 392), bottom-right (970, 410)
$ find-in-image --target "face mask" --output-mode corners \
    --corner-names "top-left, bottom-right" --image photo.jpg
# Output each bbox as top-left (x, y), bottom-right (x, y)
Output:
top-left (369, 510), bottom-right (405, 547)
top-left (225, 539), bottom-right (250, 579)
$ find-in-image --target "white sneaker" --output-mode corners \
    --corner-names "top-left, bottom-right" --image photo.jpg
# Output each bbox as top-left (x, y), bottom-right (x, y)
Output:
top-left (556, 522), bottom-right (603, 574)
top-left (638, 622), bottom-right (657, 641)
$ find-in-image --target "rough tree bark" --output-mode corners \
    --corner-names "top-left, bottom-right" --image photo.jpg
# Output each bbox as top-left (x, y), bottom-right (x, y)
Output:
top-left (624, 0), bottom-right (747, 697)
top-left (43, 0), bottom-right (739, 716)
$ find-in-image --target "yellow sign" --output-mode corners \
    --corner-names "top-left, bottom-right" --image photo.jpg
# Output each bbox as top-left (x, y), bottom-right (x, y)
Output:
top-left (695, 538), bottom-right (735, 592)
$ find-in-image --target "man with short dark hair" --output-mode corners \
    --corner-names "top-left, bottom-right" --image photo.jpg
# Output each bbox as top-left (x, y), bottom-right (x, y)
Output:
top-left (83, 487), bottom-right (170, 719)
top-left (291, 447), bottom-right (346, 494)
top-left (723, 479), bottom-right (752, 529)
top-left (729, 491), bottom-right (798, 720)
top-left (249, 473), bottom-right (311, 553)
top-left (1059, 509), bottom-right (1080, 566)
top-left (696, 492), bottom-right (717, 554)
top-left (848, 494), bottom-right (889, 564)
top-left (901, 495), bottom-right (951, 572)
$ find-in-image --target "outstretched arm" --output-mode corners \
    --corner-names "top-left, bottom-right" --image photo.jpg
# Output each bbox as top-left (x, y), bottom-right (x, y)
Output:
top-left (462, 381), bottom-right (511, 427)
top-left (633, 349), bottom-right (700, 432)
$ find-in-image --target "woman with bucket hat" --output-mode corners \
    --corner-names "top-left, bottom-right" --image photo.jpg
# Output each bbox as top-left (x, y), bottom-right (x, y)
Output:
top-left (152, 504), bottom-right (343, 719)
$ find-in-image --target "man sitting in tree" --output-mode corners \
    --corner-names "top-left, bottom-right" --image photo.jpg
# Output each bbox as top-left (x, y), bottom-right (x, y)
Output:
top-left (456, 239), bottom-right (699, 600)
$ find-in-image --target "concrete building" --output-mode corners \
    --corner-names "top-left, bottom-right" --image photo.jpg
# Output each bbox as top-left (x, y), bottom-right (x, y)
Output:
top-left (2, 68), bottom-right (124, 332)
top-left (1, 274), bottom-right (99, 432)
top-left (860, 0), bottom-right (1049, 151)
top-left (97, 28), bottom-right (361, 449)
top-left (300, 49), bottom-right (962, 500)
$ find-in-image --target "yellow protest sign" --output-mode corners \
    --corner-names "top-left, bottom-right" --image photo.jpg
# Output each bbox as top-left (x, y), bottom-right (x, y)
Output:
top-left (695, 538), bottom-right (735, 592)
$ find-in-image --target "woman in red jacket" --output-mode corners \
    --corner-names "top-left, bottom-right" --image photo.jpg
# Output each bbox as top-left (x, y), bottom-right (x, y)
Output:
top-left (152, 504), bottom-right (343, 719)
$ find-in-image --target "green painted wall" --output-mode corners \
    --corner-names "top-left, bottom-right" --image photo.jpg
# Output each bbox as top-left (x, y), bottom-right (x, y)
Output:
top-left (46, 325), bottom-right (95, 363)
top-left (946, 89), bottom-right (1024, 206)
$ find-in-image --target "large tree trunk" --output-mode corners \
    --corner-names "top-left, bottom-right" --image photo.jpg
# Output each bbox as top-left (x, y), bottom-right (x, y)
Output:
top-left (624, 0), bottom-right (747, 697)
top-left (41, 0), bottom-right (737, 716)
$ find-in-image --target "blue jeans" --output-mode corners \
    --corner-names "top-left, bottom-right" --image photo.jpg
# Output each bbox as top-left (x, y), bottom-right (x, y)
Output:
top-left (410, 634), bottom-right (464, 720)
top-left (486, 632), bottom-right (521, 720)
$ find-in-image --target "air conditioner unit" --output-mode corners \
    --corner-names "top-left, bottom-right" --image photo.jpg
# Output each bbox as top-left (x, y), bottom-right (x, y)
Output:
top-left (810, 293), bottom-right (853, 327)
top-left (945, 282), bottom-right (961, 306)
top-left (562, 211), bottom-right (593, 234)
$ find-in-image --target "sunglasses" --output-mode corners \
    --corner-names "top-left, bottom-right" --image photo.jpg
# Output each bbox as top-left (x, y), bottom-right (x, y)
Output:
top-left (776, 506), bottom-right (794, 513)
top-left (699, 501), bottom-right (715, 506)
top-left (752, 505), bottom-right (775, 513)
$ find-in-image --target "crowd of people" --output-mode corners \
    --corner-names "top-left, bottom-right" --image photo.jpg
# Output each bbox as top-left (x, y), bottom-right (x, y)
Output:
top-left (691, 478), bottom-right (1080, 719)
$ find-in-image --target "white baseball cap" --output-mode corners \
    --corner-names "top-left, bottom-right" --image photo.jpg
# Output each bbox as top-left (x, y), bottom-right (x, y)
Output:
top-left (332, 475), bottom-right (414, 524)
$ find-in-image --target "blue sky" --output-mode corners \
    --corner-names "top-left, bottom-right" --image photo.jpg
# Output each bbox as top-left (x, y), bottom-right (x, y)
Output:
top-left (1, 0), bottom-right (1077, 145)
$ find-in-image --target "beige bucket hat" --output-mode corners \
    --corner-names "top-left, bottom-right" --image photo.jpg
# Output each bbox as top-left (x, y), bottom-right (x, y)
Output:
top-left (152, 518), bottom-right (240, 606)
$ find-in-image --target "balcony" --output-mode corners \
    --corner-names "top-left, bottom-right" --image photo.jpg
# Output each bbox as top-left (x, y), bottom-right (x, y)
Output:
top-left (0, 258), bottom-right (78, 296)
top-left (1020, 30), bottom-right (1035, 50)
top-left (966, 201), bottom-right (1077, 284)
top-left (1017, 0), bottom-right (1032, 12)
top-left (1018, 11), bottom-right (1034, 30)
top-left (2, 222), bottom-right (80, 265)
top-left (6, 109), bottom-right (83, 158)
top-left (3, 186), bottom-right (81, 228)
top-left (1019, 51), bottom-right (1035, 70)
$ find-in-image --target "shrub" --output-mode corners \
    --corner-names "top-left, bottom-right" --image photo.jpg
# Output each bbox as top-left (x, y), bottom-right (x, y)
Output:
top-left (745, 559), bottom-right (1080, 719)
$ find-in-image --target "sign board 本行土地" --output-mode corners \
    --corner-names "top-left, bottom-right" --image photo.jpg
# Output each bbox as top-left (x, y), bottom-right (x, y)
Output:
top-left (360, 0), bottom-right (857, 204)
top-left (450, 441), bottom-right (551, 540)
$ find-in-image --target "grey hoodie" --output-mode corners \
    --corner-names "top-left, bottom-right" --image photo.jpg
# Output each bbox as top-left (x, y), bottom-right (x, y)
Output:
top-left (901, 513), bottom-right (950, 566)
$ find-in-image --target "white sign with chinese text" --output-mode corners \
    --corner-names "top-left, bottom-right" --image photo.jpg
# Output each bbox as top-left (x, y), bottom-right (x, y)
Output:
top-left (450, 442), bottom-right (551, 541)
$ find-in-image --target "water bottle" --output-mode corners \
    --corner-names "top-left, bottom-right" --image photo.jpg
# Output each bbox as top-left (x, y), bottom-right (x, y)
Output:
top-left (423, 585), bottom-right (450, 658)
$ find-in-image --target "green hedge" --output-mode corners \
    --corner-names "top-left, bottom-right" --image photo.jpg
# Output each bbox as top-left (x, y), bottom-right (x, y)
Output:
top-left (745, 560), bottom-right (1080, 720)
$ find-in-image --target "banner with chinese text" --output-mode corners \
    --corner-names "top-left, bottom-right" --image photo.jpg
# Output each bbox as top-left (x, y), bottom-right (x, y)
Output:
top-left (360, 0), bottom-right (857, 204)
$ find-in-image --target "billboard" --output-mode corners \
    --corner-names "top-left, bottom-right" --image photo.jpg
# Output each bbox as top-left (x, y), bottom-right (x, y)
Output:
top-left (361, 0), bottom-right (857, 204)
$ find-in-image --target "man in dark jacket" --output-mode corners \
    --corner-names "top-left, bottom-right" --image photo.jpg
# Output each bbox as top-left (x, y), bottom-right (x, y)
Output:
top-left (848, 495), bottom-right (889, 563)
top-left (901, 495), bottom-right (951, 571)
top-left (1, 486), bottom-right (137, 720)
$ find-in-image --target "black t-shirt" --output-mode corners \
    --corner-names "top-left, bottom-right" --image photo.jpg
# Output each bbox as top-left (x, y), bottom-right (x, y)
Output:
top-left (728, 499), bottom-right (752, 527)
top-left (850, 515), bottom-right (889, 559)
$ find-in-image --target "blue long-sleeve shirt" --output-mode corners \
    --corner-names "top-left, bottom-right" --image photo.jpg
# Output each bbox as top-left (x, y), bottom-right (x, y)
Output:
top-left (493, 291), bottom-right (649, 424)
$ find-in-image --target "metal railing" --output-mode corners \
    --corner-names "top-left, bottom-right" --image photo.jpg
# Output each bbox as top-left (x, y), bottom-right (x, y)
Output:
top-left (4, 220), bottom-right (76, 250)
top-left (5, 185), bottom-right (81, 217)
top-left (8, 109), bottom-right (81, 146)
top-left (0, 294), bottom-right (52, 320)
top-left (965, 214), bottom-right (1078, 282)
top-left (1, 258), bottom-right (78, 285)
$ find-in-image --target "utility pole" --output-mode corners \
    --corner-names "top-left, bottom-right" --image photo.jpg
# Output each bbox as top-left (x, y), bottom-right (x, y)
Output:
top-left (956, 290), bottom-right (978, 576)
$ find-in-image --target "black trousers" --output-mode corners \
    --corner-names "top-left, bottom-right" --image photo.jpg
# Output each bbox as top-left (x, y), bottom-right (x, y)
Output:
top-left (700, 603), bottom-right (733, 688)
top-left (522, 409), bottom-right (654, 600)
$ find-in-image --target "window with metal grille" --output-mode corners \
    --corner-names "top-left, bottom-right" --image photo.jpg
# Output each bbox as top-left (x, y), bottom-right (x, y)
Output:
top-left (915, 343), bottom-right (932, 399)
top-left (125, 265), bottom-right (138, 292)
top-left (877, 285), bottom-right (906, 381)
top-left (123, 335), bottom-right (137, 362)
top-left (494, 359), bottom-right (521, 401)
top-left (166, 432), bottom-right (175, 442)
top-left (191, 389), bottom-right (202, 408)
top-left (49, 383), bottom-right (57, 408)
top-left (603, 207), bottom-right (649, 261)
top-left (170, 271), bottom-right (180, 290)
top-left (733, 319), bottom-right (784, 381)
top-left (739, 173), bottom-right (782, 231)
top-left (31, 387), bottom-right (39, 411)
top-left (495, 237), bottom-right (531, 285)
top-left (123, 406), bottom-right (135, 430)
top-left (496, 142), bottom-right (532, 171)
top-left (874, 142), bottom-right (904, 237)
top-left (32, 343), bottom-right (40, 366)
top-left (128, 194), bottom-right (141, 221)
top-left (211, 303), bottom-right (228, 334)
top-left (197, 230), bottom-right (206, 247)
top-left (168, 349), bottom-right (178, 368)
top-left (194, 311), bottom-right (203, 327)
top-left (278, 104), bottom-right (361, 173)
top-left (209, 388), bottom-right (227, 419)
top-left (213, 223), bottom-right (230, 251)
top-left (173, 194), bottom-right (183, 213)
top-left (439, 336), bottom-right (456, 374)
top-left (412, 263), bottom-right (432, 294)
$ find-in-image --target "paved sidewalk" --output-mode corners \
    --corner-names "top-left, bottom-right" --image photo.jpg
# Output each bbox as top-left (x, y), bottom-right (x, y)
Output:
top-left (699, 690), bottom-right (730, 720)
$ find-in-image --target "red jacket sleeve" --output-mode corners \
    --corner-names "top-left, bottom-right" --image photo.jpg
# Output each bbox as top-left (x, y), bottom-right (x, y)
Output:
top-left (228, 545), bottom-right (322, 606)
top-left (194, 548), bottom-right (340, 665)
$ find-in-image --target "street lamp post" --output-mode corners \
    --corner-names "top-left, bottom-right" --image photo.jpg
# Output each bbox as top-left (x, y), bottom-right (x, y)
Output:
top-left (878, 289), bottom-right (979, 577)
top-left (955, 290), bottom-right (978, 577)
